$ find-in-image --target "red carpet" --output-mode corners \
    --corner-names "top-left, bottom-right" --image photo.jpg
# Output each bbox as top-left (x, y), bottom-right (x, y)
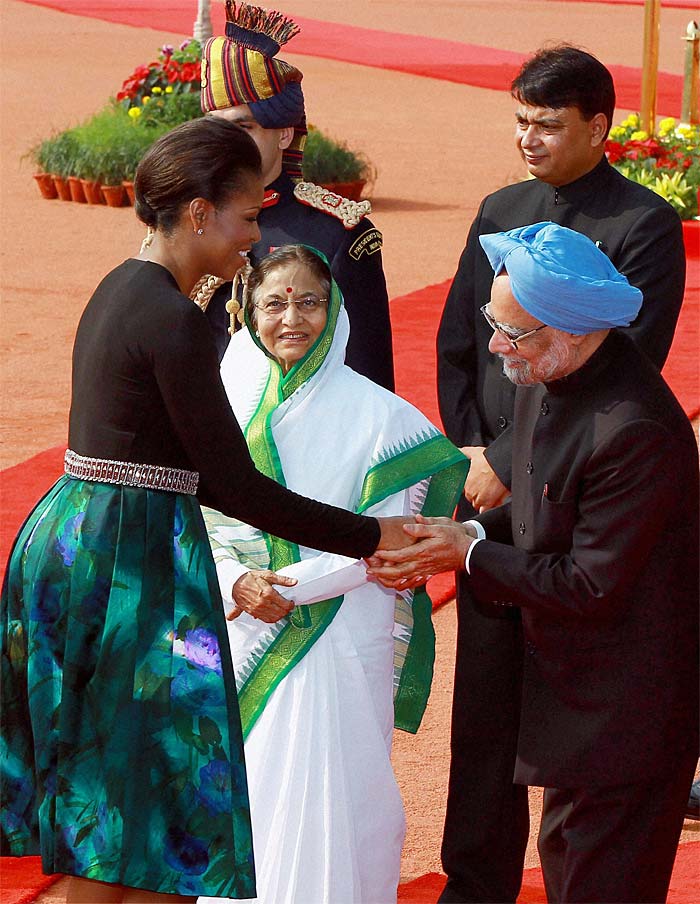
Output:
top-left (390, 281), bottom-right (457, 607)
top-left (20, 0), bottom-right (683, 116)
top-left (397, 841), bottom-right (700, 903)
top-left (3, 842), bottom-right (698, 904)
top-left (0, 857), bottom-right (58, 904)
top-left (0, 446), bottom-right (65, 575)
top-left (665, 222), bottom-right (700, 420)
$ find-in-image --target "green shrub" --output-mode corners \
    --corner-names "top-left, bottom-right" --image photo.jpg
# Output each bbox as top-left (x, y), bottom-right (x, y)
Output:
top-left (30, 100), bottom-right (181, 185)
top-left (32, 129), bottom-right (82, 178)
top-left (136, 91), bottom-right (202, 131)
top-left (302, 128), bottom-right (372, 184)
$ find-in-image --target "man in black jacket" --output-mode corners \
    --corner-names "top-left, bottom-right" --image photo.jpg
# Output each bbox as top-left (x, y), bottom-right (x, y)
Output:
top-left (371, 223), bottom-right (698, 904)
top-left (434, 46), bottom-right (686, 902)
top-left (200, 1), bottom-right (394, 389)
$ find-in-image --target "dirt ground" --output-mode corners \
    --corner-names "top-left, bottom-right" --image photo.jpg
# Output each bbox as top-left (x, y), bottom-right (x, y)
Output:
top-left (1, 1), bottom-right (697, 899)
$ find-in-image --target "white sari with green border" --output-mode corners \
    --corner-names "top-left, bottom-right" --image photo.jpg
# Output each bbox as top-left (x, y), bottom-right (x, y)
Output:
top-left (200, 271), bottom-right (467, 904)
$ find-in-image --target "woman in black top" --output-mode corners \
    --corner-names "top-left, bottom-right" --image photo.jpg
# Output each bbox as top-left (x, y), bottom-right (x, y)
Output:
top-left (0, 118), bottom-right (408, 904)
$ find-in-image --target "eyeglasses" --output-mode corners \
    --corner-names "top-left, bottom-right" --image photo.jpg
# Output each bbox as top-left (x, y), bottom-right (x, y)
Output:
top-left (480, 304), bottom-right (547, 350)
top-left (254, 295), bottom-right (329, 317)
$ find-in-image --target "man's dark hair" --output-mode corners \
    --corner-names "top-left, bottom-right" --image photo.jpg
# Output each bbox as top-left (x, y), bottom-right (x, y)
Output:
top-left (511, 45), bottom-right (615, 137)
top-left (135, 117), bottom-right (262, 233)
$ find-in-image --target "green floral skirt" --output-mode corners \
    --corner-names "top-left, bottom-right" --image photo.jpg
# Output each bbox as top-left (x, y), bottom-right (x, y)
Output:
top-left (0, 476), bottom-right (255, 898)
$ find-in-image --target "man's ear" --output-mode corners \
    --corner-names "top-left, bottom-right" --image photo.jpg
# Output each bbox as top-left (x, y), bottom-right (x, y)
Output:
top-left (568, 332), bottom-right (588, 347)
top-left (278, 126), bottom-right (295, 151)
top-left (589, 112), bottom-right (608, 148)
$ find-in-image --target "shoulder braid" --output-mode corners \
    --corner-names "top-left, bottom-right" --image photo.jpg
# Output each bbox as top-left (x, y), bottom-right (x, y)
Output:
top-left (294, 181), bottom-right (371, 230)
top-left (190, 274), bottom-right (225, 311)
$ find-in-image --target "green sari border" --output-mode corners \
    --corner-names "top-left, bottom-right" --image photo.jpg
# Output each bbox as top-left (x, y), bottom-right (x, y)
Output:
top-left (393, 453), bottom-right (468, 732)
top-left (233, 248), bottom-right (468, 738)
top-left (358, 434), bottom-right (466, 513)
top-left (237, 596), bottom-right (343, 739)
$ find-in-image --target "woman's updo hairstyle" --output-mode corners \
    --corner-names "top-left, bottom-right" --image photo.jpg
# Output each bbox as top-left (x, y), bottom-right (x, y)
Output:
top-left (245, 245), bottom-right (332, 325)
top-left (135, 117), bottom-right (262, 233)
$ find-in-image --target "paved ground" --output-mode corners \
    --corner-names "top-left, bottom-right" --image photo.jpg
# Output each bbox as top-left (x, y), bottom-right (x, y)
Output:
top-left (1, 1), bottom-right (698, 898)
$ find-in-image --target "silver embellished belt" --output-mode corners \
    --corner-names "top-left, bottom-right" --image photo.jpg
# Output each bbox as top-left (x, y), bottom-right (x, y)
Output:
top-left (64, 449), bottom-right (199, 495)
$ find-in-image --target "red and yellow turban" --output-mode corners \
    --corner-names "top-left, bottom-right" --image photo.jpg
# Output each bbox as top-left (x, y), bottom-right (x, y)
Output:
top-left (201, 1), bottom-right (307, 181)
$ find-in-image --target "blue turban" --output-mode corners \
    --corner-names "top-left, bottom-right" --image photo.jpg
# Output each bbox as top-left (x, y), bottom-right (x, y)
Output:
top-left (479, 222), bottom-right (643, 335)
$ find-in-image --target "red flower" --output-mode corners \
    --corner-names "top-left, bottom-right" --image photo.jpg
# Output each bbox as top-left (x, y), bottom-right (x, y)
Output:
top-left (605, 140), bottom-right (625, 163)
top-left (180, 62), bottom-right (200, 83)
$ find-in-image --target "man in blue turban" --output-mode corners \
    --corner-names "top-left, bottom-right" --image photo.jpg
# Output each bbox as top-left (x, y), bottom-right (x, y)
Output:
top-left (432, 46), bottom-right (686, 904)
top-left (369, 222), bottom-right (699, 904)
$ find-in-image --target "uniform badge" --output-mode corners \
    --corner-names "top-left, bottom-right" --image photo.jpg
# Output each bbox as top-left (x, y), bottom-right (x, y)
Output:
top-left (349, 228), bottom-right (383, 260)
top-left (262, 190), bottom-right (281, 208)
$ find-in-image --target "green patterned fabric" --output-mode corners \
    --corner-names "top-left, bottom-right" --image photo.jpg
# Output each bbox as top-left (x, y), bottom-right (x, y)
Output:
top-left (0, 476), bottom-right (255, 898)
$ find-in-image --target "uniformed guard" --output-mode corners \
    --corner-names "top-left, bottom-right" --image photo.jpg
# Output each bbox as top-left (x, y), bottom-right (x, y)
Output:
top-left (198, 0), bottom-right (394, 390)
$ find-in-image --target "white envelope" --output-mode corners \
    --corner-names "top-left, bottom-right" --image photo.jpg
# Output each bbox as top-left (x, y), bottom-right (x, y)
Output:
top-left (275, 553), bottom-right (369, 605)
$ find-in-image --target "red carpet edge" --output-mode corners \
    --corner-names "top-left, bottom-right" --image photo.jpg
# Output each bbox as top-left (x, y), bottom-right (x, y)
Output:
top-left (397, 841), bottom-right (700, 902)
top-left (19, 0), bottom-right (684, 116)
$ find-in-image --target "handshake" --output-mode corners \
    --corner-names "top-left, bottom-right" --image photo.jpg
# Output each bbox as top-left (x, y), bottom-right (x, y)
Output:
top-left (369, 515), bottom-right (478, 590)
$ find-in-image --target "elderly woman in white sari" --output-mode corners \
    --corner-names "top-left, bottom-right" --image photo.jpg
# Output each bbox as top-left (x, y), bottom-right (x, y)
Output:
top-left (198, 245), bottom-right (467, 904)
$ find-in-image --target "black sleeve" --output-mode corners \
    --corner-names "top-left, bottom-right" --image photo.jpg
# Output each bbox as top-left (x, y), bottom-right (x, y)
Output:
top-left (331, 221), bottom-right (395, 391)
top-left (152, 301), bottom-right (380, 558)
top-left (616, 204), bottom-right (685, 369)
top-left (482, 427), bottom-right (513, 491)
top-left (436, 204), bottom-right (487, 447)
top-left (475, 500), bottom-right (513, 545)
top-left (470, 421), bottom-right (679, 619)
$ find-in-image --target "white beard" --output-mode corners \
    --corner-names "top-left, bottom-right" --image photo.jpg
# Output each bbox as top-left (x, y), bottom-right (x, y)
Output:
top-left (500, 331), bottom-right (575, 385)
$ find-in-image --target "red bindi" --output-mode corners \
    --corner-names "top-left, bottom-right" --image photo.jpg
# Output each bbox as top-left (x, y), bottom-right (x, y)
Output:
top-left (286, 286), bottom-right (293, 293)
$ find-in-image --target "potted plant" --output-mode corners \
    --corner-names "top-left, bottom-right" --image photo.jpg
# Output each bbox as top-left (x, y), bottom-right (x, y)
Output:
top-left (116, 39), bottom-right (202, 109)
top-left (38, 130), bottom-right (81, 201)
top-left (73, 109), bottom-right (130, 204)
top-left (606, 115), bottom-right (699, 220)
top-left (29, 137), bottom-right (59, 199)
top-left (120, 92), bottom-right (202, 202)
top-left (302, 127), bottom-right (375, 200)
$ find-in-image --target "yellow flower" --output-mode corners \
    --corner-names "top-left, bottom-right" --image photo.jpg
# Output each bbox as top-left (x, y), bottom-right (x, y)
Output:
top-left (165, 86), bottom-right (174, 94)
top-left (609, 126), bottom-right (626, 140)
top-left (658, 117), bottom-right (675, 134)
top-left (151, 86), bottom-right (163, 95)
top-left (142, 95), bottom-right (151, 104)
top-left (630, 130), bottom-right (648, 141)
top-left (128, 106), bottom-right (141, 118)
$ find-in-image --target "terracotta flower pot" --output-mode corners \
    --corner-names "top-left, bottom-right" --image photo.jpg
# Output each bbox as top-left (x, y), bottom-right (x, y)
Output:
top-left (80, 179), bottom-right (104, 205)
top-left (319, 180), bottom-right (366, 201)
top-left (33, 172), bottom-right (58, 199)
top-left (53, 175), bottom-right (72, 202)
top-left (68, 176), bottom-right (87, 203)
top-left (101, 184), bottom-right (126, 207)
top-left (122, 181), bottom-right (135, 205)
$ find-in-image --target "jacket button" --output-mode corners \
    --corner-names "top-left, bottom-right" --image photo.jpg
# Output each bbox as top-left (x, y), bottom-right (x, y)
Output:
top-left (497, 415), bottom-right (508, 429)
top-left (540, 401), bottom-right (550, 416)
top-left (526, 641), bottom-right (536, 655)
top-left (526, 461), bottom-right (534, 474)
top-left (519, 522), bottom-right (526, 535)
